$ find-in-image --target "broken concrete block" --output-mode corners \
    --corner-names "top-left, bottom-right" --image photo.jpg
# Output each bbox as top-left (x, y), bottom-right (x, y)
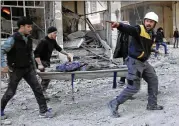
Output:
top-left (64, 38), bottom-right (84, 49)
top-left (21, 105), bottom-right (28, 110)
top-left (67, 31), bottom-right (85, 41)
top-left (21, 103), bottom-right (28, 110)
top-left (3, 120), bottom-right (12, 125)
top-left (1, 81), bottom-right (8, 89)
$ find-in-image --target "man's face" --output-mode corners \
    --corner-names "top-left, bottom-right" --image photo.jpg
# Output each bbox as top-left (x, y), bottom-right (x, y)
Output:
top-left (50, 31), bottom-right (57, 40)
top-left (21, 24), bottom-right (32, 35)
top-left (144, 19), bottom-right (156, 31)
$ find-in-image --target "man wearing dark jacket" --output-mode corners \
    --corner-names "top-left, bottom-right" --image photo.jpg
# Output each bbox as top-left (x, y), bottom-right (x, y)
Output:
top-left (155, 27), bottom-right (168, 57)
top-left (113, 22), bottom-right (131, 86)
top-left (108, 12), bottom-right (163, 118)
top-left (34, 26), bottom-right (72, 97)
top-left (1, 17), bottom-right (54, 119)
top-left (173, 28), bottom-right (179, 48)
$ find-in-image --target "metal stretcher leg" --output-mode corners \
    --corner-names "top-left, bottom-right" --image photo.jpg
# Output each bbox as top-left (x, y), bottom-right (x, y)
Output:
top-left (113, 72), bottom-right (117, 89)
top-left (71, 73), bottom-right (75, 101)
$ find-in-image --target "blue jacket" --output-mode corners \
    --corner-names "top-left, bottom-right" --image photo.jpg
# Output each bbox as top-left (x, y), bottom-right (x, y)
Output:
top-left (117, 23), bottom-right (155, 62)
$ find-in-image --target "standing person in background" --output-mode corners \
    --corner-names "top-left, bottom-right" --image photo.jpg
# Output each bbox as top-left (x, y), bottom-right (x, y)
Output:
top-left (173, 28), bottom-right (179, 48)
top-left (155, 27), bottom-right (168, 57)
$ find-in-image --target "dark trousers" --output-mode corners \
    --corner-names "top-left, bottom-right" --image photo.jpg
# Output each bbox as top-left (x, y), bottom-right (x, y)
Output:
top-left (116, 57), bottom-right (159, 106)
top-left (1, 66), bottom-right (48, 113)
top-left (174, 38), bottom-right (179, 48)
top-left (41, 61), bottom-right (50, 91)
top-left (155, 42), bottom-right (168, 57)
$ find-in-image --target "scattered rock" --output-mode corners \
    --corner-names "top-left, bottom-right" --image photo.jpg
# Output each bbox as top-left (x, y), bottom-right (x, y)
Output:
top-left (1, 81), bottom-right (8, 89)
top-left (21, 105), bottom-right (28, 110)
top-left (3, 120), bottom-right (12, 125)
top-left (161, 86), bottom-right (168, 89)
top-left (143, 123), bottom-right (149, 126)
top-left (169, 61), bottom-right (177, 64)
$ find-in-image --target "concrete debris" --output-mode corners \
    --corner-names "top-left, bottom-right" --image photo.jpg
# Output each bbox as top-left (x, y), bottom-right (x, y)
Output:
top-left (21, 103), bottom-right (28, 110)
top-left (2, 120), bottom-right (12, 125)
top-left (86, 18), bottom-right (112, 58)
top-left (81, 45), bottom-right (118, 65)
top-left (1, 81), bottom-right (8, 89)
top-left (67, 31), bottom-right (85, 41)
top-left (64, 38), bottom-right (84, 49)
top-left (1, 46), bottom-right (179, 125)
top-left (85, 31), bottom-right (98, 42)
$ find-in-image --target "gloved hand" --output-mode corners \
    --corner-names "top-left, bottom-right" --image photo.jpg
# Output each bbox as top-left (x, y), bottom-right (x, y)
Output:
top-left (38, 64), bottom-right (45, 72)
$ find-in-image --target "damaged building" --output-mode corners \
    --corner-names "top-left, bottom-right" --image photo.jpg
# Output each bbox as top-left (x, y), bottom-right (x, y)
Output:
top-left (1, 1), bottom-right (121, 64)
top-left (1, 1), bottom-right (178, 65)
top-left (1, 1), bottom-right (112, 45)
top-left (120, 1), bottom-right (179, 43)
top-left (1, 1), bottom-right (123, 70)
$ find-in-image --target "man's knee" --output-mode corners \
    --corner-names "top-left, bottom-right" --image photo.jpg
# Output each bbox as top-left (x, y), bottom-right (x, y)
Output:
top-left (127, 79), bottom-right (140, 93)
top-left (4, 88), bottom-right (16, 100)
top-left (151, 69), bottom-right (158, 82)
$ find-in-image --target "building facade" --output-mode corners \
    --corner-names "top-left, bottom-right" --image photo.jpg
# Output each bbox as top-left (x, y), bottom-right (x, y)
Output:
top-left (121, 1), bottom-right (179, 42)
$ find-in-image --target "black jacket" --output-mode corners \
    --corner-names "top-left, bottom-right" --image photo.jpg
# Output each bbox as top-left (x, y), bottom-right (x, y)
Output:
top-left (155, 30), bottom-right (164, 43)
top-left (174, 31), bottom-right (179, 38)
top-left (113, 31), bottom-right (130, 59)
top-left (117, 23), bottom-right (155, 62)
top-left (34, 36), bottom-right (62, 64)
top-left (7, 32), bottom-right (33, 68)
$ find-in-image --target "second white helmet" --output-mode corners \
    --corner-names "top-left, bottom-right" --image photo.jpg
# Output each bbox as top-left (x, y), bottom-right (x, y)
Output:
top-left (144, 12), bottom-right (158, 23)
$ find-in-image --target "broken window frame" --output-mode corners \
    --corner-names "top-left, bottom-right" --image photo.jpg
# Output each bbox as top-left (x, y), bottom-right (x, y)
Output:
top-left (84, 1), bottom-right (108, 31)
top-left (1, 0), bottom-right (47, 39)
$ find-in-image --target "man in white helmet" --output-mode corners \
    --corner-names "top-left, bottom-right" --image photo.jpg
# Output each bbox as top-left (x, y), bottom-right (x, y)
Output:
top-left (108, 12), bottom-right (163, 118)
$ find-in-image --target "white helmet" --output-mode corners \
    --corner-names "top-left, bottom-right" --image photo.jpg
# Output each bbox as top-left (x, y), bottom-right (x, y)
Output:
top-left (144, 12), bottom-right (158, 23)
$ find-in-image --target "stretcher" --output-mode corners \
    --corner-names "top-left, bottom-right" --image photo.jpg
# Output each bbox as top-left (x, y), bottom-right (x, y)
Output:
top-left (37, 65), bottom-right (128, 100)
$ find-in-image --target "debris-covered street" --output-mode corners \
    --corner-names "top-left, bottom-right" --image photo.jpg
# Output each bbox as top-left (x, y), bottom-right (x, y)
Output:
top-left (1, 46), bottom-right (179, 126)
top-left (1, 1), bottom-right (179, 126)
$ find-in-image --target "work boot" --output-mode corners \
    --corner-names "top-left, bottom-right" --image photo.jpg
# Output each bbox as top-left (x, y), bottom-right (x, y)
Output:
top-left (1, 110), bottom-right (7, 120)
top-left (39, 108), bottom-right (55, 118)
top-left (147, 104), bottom-right (164, 110)
top-left (108, 99), bottom-right (120, 118)
top-left (118, 81), bottom-right (125, 86)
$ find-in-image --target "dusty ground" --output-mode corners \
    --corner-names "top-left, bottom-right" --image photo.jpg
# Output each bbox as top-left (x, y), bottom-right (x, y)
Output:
top-left (1, 45), bottom-right (179, 126)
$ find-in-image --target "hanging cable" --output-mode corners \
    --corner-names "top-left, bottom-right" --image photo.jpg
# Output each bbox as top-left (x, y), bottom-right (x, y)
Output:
top-left (134, 1), bottom-right (142, 24)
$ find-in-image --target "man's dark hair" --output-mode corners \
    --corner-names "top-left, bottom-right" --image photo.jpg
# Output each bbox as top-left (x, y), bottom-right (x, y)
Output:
top-left (17, 16), bottom-right (33, 28)
top-left (157, 27), bottom-right (163, 32)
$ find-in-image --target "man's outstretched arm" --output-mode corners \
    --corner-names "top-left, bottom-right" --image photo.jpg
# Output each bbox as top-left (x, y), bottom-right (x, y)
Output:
top-left (111, 22), bottom-right (140, 37)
